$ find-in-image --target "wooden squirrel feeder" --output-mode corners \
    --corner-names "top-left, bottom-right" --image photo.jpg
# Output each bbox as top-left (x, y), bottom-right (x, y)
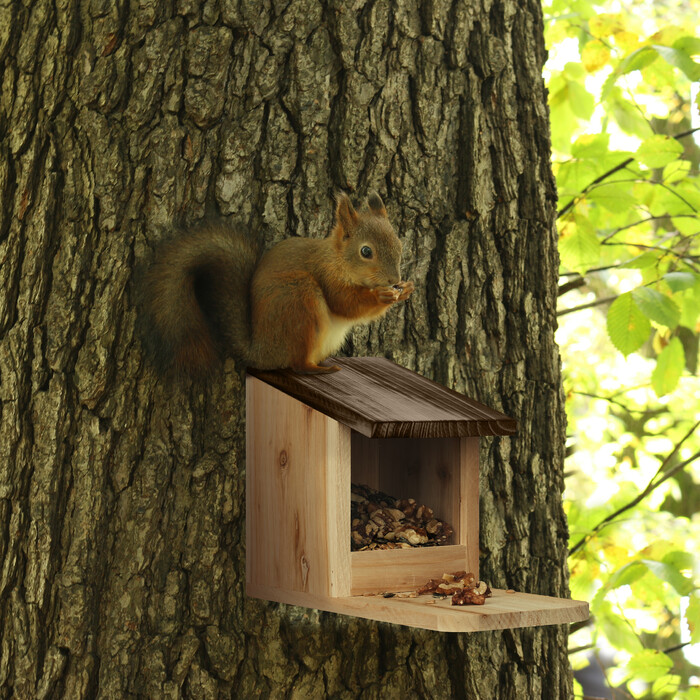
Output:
top-left (246, 357), bottom-right (588, 631)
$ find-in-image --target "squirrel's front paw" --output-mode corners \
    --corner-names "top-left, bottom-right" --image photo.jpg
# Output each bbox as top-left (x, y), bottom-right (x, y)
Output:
top-left (395, 280), bottom-right (414, 301)
top-left (375, 286), bottom-right (400, 304)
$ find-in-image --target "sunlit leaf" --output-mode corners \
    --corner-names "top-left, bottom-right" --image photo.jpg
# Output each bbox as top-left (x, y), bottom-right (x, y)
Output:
top-left (662, 159), bottom-right (691, 183)
top-left (686, 594), bottom-right (700, 643)
top-left (662, 550), bottom-right (695, 572)
top-left (649, 26), bottom-right (686, 46)
top-left (626, 649), bottom-right (673, 683)
top-left (631, 287), bottom-right (680, 328)
top-left (651, 673), bottom-right (681, 697)
top-left (606, 561), bottom-right (648, 589)
top-left (607, 292), bottom-right (651, 355)
top-left (567, 80), bottom-right (595, 120)
top-left (588, 183), bottom-right (637, 212)
top-left (619, 45), bottom-right (658, 75)
top-left (642, 557), bottom-right (694, 595)
top-left (559, 217), bottom-right (601, 273)
top-left (598, 605), bottom-right (644, 653)
top-left (652, 44), bottom-right (700, 81)
top-left (571, 133), bottom-right (610, 159)
top-left (673, 36), bottom-right (700, 55)
top-left (609, 93), bottom-right (654, 137)
top-left (582, 40), bottom-right (611, 72)
top-left (619, 251), bottom-right (658, 269)
top-left (651, 338), bottom-right (685, 397)
top-left (672, 216), bottom-right (700, 235)
top-left (589, 13), bottom-right (624, 38)
top-left (663, 272), bottom-right (697, 292)
top-left (636, 135), bottom-right (684, 169)
top-left (614, 31), bottom-right (640, 53)
top-left (679, 281), bottom-right (700, 330)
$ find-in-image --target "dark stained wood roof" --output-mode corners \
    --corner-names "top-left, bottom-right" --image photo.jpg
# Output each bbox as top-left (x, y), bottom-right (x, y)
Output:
top-left (247, 357), bottom-right (517, 439)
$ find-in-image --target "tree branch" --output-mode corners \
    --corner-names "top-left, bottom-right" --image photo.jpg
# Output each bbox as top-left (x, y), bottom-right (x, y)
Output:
top-left (558, 277), bottom-right (588, 296)
top-left (569, 421), bottom-right (700, 557)
top-left (558, 295), bottom-right (618, 317)
top-left (557, 158), bottom-right (634, 219)
top-left (556, 126), bottom-right (700, 220)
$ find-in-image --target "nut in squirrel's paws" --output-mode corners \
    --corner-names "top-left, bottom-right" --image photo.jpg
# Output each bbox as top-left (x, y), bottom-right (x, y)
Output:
top-left (376, 286), bottom-right (400, 304)
top-left (395, 280), bottom-right (414, 301)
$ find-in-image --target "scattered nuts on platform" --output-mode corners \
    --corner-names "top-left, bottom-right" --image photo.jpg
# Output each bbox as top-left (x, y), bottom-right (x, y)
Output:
top-left (351, 483), bottom-right (454, 551)
top-left (415, 571), bottom-right (492, 606)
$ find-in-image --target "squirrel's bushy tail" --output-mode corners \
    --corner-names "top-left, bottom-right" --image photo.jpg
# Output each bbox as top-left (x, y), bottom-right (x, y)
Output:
top-left (142, 223), bottom-right (260, 375)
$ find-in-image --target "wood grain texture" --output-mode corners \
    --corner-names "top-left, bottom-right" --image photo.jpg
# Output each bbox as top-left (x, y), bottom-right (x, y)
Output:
top-left (247, 585), bottom-right (589, 633)
top-left (351, 433), bottom-right (462, 542)
top-left (350, 546), bottom-right (468, 595)
top-left (246, 376), bottom-right (351, 598)
top-left (460, 438), bottom-right (480, 579)
top-left (248, 357), bottom-right (517, 438)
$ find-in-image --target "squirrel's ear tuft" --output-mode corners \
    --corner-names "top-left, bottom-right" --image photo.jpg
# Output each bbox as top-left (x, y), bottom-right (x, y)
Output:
top-left (335, 192), bottom-right (358, 237)
top-left (367, 192), bottom-right (387, 217)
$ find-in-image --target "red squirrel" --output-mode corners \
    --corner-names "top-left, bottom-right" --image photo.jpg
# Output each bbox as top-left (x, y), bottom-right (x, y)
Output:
top-left (141, 192), bottom-right (414, 374)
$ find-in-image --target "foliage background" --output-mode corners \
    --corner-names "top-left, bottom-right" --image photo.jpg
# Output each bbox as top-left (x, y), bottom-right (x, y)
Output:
top-left (544, 0), bottom-right (700, 696)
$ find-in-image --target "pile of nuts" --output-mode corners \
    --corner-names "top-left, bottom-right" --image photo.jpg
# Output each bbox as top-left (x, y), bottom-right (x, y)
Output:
top-left (351, 483), bottom-right (453, 551)
top-left (417, 571), bottom-right (492, 606)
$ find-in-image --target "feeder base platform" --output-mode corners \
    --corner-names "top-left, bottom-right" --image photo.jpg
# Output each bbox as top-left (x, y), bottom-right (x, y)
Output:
top-left (248, 585), bottom-right (589, 632)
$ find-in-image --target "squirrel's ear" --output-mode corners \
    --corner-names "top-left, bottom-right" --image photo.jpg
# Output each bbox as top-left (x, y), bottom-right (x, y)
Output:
top-left (335, 193), bottom-right (358, 237)
top-left (367, 191), bottom-right (387, 217)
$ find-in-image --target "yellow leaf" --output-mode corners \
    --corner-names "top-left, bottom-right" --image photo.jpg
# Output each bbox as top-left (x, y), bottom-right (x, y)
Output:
top-left (589, 14), bottom-right (624, 39)
top-left (615, 31), bottom-right (641, 53)
top-left (649, 26), bottom-right (685, 46)
top-left (546, 19), bottom-right (570, 48)
top-left (582, 40), bottom-right (612, 72)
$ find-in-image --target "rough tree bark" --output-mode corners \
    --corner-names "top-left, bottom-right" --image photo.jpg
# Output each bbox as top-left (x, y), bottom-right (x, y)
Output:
top-left (0, 0), bottom-right (569, 697)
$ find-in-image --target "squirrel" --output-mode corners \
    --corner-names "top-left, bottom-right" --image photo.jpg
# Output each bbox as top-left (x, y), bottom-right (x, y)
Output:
top-left (141, 192), bottom-right (414, 375)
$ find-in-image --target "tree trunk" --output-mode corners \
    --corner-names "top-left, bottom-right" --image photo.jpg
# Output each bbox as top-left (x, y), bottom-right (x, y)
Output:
top-left (0, 0), bottom-right (569, 698)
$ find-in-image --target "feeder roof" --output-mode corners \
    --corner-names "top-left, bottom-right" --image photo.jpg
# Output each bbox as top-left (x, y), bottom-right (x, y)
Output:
top-left (247, 357), bottom-right (516, 439)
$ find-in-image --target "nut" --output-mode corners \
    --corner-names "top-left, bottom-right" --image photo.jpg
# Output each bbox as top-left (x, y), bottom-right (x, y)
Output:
top-left (351, 483), bottom-right (454, 551)
top-left (415, 571), bottom-right (492, 606)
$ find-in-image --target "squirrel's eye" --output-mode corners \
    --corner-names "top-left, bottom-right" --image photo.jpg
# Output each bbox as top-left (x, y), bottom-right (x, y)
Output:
top-left (360, 245), bottom-right (373, 259)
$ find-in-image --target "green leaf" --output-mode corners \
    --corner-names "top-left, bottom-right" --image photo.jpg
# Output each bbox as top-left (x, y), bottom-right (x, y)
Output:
top-left (620, 46), bottom-right (659, 75)
top-left (620, 251), bottom-right (658, 270)
top-left (663, 159), bottom-right (691, 183)
top-left (672, 216), bottom-right (700, 236)
top-left (609, 92), bottom-right (654, 138)
top-left (607, 292), bottom-right (651, 355)
top-left (686, 594), bottom-right (700, 644)
top-left (631, 287), bottom-right (681, 328)
top-left (652, 338), bottom-right (685, 397)
top-left (606, 561), bottom-right (649, 589)
top-left (663, 271), bottom-right (698, 292)
top-left (642, 557), bottom-right (694, 595)
top-left (626, 649), bottom-right (673, 683)
top-left (602, 46), bottom-right (658, 99)
top-left (571, 133), bottom-right (610, 159)
top-left (652, 44), bottom-right (700, 81)
top-left (636, 135), bottom-right (684, 169)
top-left (673, 36), bottom-right (700, 56)
top-left (679, 281), bottom-right (700, 329)
top-left (662, 550), bottom-right (695, 572)
top-left (677, 688), bottom-right (700, 700)
top-left (567, 80), bottom-right (595, 120)
top-left (588, 183), bottom-right (637, 212)
top-left (559, 220), bottom-right (601, 274)
top-left (598, 605), bottom-right (644, 653)
top-left (651, 673), bottom-right (681, 697)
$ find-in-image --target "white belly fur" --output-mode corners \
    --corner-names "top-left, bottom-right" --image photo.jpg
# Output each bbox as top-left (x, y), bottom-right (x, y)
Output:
top-left (312, 314), bottom-right (356, 363)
